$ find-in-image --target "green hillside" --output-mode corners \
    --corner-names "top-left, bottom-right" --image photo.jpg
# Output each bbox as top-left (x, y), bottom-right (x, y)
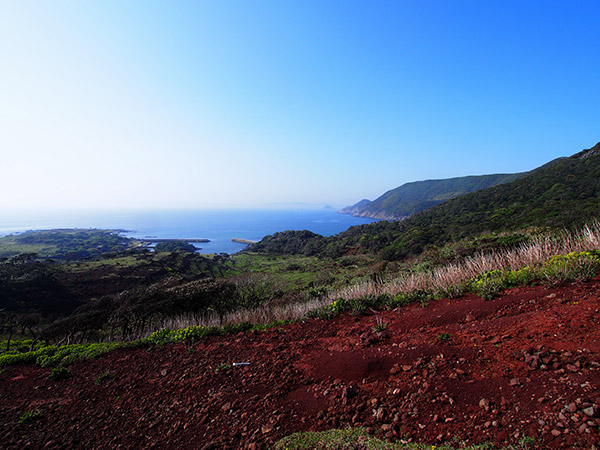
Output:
top-left (340, 172), bottom-right (525, 220)
top-left (250, 142), bottom-right (600, 260)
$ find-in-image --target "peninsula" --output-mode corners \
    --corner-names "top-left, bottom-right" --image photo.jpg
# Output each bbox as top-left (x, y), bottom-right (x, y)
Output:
top-left (232, 238), bottom-right (257, 244)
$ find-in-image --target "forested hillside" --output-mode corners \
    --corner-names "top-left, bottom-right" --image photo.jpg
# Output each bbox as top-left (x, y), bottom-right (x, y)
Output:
top-left (250, 142), bottom-right (600, 260)
top-left (340, 172), bottom-right (524, 220)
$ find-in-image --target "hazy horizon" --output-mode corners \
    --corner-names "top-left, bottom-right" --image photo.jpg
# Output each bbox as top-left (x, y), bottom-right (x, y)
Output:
top-left (2, 1), bottom-right (599, 210)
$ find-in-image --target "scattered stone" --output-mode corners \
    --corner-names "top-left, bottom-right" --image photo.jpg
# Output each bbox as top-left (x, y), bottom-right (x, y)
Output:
top-left (509, 378), bottom-right (521, 386)
top-left (568, 402), bottom-right (578, 413)
top-left (583, 405), bottom-right (600, 418)
top-left (551, 429), bottom-right (562, 437)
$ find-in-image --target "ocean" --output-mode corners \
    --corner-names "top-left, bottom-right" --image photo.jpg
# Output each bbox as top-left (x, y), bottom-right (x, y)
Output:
top-left (0, 209), bottom-right (377, 254)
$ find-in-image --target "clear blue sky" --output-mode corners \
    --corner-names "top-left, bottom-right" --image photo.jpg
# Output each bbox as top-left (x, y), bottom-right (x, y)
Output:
top-left (1, 1), bottom-right (599, 210)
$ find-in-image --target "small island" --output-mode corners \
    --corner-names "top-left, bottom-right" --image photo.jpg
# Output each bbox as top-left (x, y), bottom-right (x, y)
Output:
top-left (231, 238), bottom-right (257, 244)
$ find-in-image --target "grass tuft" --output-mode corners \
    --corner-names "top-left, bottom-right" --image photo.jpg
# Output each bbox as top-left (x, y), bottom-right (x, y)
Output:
top-left (18, 409), bottom-right (43, 424)
top-left (274, 427), bottom-right (537, 449)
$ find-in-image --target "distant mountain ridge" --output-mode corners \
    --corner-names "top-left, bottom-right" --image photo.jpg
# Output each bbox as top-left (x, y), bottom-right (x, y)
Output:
top-left (340, 173), bottom-right (526, 220)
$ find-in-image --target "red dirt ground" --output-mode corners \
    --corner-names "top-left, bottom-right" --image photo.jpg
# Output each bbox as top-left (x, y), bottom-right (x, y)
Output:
top-left (2, 278), bottom-right (600, 449)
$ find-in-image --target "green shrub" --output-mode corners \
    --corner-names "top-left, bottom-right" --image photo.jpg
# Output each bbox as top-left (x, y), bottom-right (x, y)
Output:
top-left (349, 294), bottom-right (379, 314)
top-left (95, 370), bottom-right (114, 385)
top-left (437, 333), bottom-right (451, 343)
top-left (274, 427), bottom-right (507, 449)
top-left (49, 367), bottom-right (70, 380)
top-left (373, 317), bottom-right (388, 334)
top-left (222, 321), bottom-right (253, 335)
top-left (0, 351), bottom-right (38, 367)
top-left (470, 269), bottom-right (504, 300)
top-left (147, 328), bottom-right (172, 346)
top-left (385, 290), bottom-right (433, 309)
top-left (541, 251), bottom-right (600, 282)
top-left (215, 363), bottom-right (231, 372)
top-left (435, 282), bottom-right (468, 299)
top-left (307, 298), bottom-right (350, 320)
top-left (19, 409), bottom-right (43, 424)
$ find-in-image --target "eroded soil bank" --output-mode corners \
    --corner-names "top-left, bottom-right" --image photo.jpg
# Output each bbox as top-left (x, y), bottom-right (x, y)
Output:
top-left (2, 277), bottom-right (600, 449)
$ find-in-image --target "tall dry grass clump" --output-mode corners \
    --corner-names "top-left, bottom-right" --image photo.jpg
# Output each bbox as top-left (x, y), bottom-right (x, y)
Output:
top-left (151, 297), bottom-right (330, 333)
top-left (328, 221), bottom-right (600, 301)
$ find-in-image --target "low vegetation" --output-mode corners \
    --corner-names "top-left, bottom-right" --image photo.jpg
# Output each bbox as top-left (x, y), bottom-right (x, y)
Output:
top-left (274, 428), bottom-right (538, 450)
top-left (2, 222), bottom-right (599, 372)
top-left (0, 319), bottom-right (291, 369)
top-left (0, 340), bottom-right (137, 368)
top-left (0, 229), bottom-right (133, 260)
top-left (18, 409), bottom-right (43, 424)
top-left (329, 222), bottom-right (600, 302)
top-left (94, 370), bottom-right (114, 385)
top-left (49, 366), bottom-right (70, 380)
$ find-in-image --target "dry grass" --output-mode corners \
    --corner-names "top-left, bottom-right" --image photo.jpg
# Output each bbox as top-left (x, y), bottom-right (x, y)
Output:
top-left (328, 221), bottom-right (600, 301)
top-left (135, 298), bottom-right (331, 339)
top-left (139, 222), bottom-right (600, 336)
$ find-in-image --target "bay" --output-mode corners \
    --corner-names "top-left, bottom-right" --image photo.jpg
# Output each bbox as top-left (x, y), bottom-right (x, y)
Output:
top-left (0, 209), bottom-right (377, 254)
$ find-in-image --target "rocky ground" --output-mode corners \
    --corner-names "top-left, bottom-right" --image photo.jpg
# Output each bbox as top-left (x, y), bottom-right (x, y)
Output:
top-left (2, 277), bottom-right (600, 449)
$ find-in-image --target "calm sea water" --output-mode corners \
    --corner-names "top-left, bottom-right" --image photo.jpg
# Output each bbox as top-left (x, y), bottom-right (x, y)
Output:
top-left (0, 209), bottom-right (377, 254)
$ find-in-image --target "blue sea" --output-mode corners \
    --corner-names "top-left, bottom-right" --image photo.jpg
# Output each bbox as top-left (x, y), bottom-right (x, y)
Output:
top-left (0, 209), bottom-right (377, 254)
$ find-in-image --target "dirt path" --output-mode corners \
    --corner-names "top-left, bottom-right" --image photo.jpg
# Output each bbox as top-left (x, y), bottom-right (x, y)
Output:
top-left (2, 278), bottom-right (600, 449)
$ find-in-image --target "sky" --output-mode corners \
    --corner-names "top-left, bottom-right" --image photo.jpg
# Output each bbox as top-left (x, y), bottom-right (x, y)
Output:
top-left (1, 1), bottom-right (599, 211)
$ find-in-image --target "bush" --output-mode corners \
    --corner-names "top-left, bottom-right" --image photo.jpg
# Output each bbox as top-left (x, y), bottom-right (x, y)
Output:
top-left (386, 290), bottom-right (432, 309)
top-left (348, 295), bottom-right (379, 314)
top-left (49, 367), bottom-right (70, 380)
top-left (19, 409), bottom-right (43, 424)
top-left (95, 370), bottom-right (114, 385)
top-left (147, 328), bottom-right (173, 346)
top-left (541, 251), bottom-right (600, 283)
top-left (437, 333), bottom-right (451, 343)
top-left (470, 270), bottom-right (505, 300)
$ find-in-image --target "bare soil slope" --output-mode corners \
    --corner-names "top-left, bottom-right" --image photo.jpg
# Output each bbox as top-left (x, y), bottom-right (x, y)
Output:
top-left (2, 278), bottom-right (600, 449)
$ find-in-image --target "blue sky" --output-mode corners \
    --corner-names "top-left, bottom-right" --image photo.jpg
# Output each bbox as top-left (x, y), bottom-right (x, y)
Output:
top-left (1, 1), bottom-right (599, 210)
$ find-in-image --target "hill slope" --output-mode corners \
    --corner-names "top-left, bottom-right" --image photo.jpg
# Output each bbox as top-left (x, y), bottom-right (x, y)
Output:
top-left (250, 142), bottom-right (600, 259)
top-left (340, 173), bottom-right (525, 220)
top-left (2, 278), bottom-right (600, 449)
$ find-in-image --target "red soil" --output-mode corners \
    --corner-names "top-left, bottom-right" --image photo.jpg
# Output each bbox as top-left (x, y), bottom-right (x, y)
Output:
top-left (2, 278), bottom-right (600, 449)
